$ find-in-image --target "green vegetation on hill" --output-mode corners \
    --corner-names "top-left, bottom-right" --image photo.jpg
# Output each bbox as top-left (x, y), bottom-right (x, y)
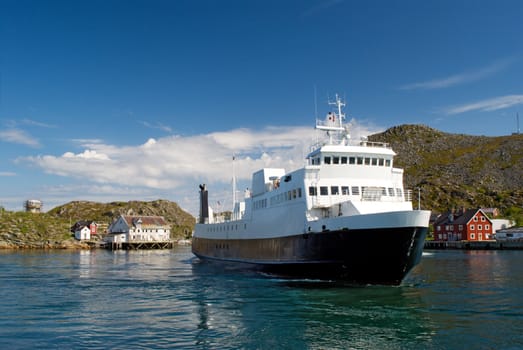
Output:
top-left (0, 210), bottom-right (84, 248)
top-left (368, 124), bottom-right (523, 219)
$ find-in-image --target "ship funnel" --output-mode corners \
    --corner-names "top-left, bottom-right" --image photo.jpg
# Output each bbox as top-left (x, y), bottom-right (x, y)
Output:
top-left (199, 184), bottom-right (209, 224)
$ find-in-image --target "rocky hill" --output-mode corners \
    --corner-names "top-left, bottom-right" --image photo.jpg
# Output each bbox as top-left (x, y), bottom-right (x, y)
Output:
top-left (368, 125), bottom-right (523, 215)
top-left (0, 209), bottom-right (88, 249)
top-left (47, 199), bottom-right (195, 239)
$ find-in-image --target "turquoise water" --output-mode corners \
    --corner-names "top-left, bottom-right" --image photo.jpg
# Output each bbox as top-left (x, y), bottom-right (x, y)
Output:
top-left (0, 247), bottom-right (522, 349)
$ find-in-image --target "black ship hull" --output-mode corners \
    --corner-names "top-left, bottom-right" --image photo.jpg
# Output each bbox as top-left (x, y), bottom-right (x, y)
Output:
top-left (192, 226), bottom-right (428, 285)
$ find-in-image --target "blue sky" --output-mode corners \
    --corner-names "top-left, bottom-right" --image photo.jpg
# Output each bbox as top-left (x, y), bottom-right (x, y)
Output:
top-left (1, 0), bottom-right (522, 215)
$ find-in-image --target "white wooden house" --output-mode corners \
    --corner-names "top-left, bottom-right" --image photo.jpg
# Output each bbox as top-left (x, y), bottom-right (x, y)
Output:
top-left (106, 215), bottom-right (171, 244)
top-left (75, 226), bottom-right (90, 240)
top-left (72, 221), bottom-right (97, 241)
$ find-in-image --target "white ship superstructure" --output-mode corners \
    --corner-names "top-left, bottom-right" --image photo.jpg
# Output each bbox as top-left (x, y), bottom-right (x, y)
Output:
top-left (193, 95), bottom-right (430, 285)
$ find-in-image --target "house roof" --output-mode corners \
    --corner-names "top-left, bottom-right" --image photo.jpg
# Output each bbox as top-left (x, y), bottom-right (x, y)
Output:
top-left (433, 209), bottom-right (491, 226)
top-left (497, 226), bottom-right (523, 234)
top-left (70, 220), bottom-right (96, 232)
top-left (121, 215), bottom-right (169, 228)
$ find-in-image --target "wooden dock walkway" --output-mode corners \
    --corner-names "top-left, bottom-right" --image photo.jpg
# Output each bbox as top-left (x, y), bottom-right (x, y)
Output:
top-left (108, 241), bottom-right (174, 250)
top-left (424, 240), bottom-right (523, 250)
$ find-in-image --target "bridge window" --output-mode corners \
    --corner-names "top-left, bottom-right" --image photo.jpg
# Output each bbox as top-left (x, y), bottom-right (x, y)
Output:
top-left (351, 186), bottom-right (360, 195)
top-left (341, 156), bottom-right (347, 164)
top-left (349, 157), bottom-right (356, 164)
top-left (320, 186), bottom-right (328, 195)
top-left (331, 186), bottom-right (339, 195)
top-left (357, 157), bottom-right (363, 165)
top-left (333, 156), bottom-right (339, 164)
top-left (341, 186), bottom-right (350, 195)
top-left (324, 156), bottom-right (331, 164)
top-left (309, 186), bottom-right (317, 196)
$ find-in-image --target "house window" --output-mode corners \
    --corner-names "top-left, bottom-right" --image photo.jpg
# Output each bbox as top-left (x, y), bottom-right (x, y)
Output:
top-left (459, 225), bottom-right (463, 231)
top-left (485, 225), bottom-right (490, 230)
top-left (470, 233), bottom-right (475, 239)
top-left (436, 225), bottom-right (441, 231)
top-left (470, 225), bottom-right (475, 230)
top-left (478, 225), bottom-right (482, 230)
top-left (474, 217), bottom-right (478, 222)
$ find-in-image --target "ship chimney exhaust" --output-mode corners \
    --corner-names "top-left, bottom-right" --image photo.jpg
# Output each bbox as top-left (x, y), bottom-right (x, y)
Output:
top-left (199, 184), bottom-right (209, 224)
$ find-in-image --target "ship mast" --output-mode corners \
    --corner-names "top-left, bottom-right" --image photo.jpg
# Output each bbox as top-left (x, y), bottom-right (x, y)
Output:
top-left (232, 154), bottom-right (236, 209)
top-left (328, 93), bottom-right (345, 130)
top-left (315, 93), bottom-right (348, 145)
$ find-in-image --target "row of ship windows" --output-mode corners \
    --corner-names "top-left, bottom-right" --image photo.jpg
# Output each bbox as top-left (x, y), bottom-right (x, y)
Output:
top-left (311, 156), bottom-right (392, 167)
top-left (309, 186), bottom-right (403, 197)
top-left (254, 188), bottom-right (303, 210)
top-left (207, 223), bottom-right (247, 233)
top-left (253, 185), bottom-right (403, 211)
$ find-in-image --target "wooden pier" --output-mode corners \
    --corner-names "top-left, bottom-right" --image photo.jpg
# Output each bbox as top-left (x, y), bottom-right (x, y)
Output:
top-left (424, 240), bottom-right (523, 250)
top-left (109, 241), bottom-right (174, 250)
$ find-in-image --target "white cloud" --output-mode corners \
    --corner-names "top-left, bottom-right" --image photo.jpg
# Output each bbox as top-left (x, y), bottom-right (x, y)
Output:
top-left (19, 120), bottom-right (381, 215)
top-left (0, 171), bottom-right (16, 176)
top-left (0, 129), bottom-right (40, 147)
top-left (20, 119), bottom-right (56, 128)
top-left (63, 150), bottom-right (111, 160)
top-left (400, 57), bottom-right (516, 90)
top-left (444, 94), bottom-right (523, 115)
top-left (139, 120), bottom-right (173, 133)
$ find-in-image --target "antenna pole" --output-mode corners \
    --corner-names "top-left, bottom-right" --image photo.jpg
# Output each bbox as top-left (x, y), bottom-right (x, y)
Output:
top-left (517, 112), bottom-right (520, 134)
top-left (232, 154), bottom-right (236, 210)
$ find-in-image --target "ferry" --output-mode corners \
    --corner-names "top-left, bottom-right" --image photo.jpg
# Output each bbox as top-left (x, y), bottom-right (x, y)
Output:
top-left (192, 95), bottom-right (430, 285)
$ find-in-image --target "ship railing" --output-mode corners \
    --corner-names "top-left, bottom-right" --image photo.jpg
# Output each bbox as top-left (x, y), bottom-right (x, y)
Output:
top-left (404, 189), bottom-right (412, 202)
top-left (359, 140), bottom-right (391, 148)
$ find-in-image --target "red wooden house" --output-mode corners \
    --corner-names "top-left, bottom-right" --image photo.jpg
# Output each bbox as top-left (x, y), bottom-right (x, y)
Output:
top-left (433, 209), bottom-right (493, 241)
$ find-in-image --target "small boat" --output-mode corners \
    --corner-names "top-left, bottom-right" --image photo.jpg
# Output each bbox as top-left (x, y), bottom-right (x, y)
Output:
top-left (192, 95), bottom-right (430, 285)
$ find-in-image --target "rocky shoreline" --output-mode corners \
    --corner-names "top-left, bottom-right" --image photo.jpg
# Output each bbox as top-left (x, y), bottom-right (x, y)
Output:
top-left (0, 237), bottom-right (92, 250)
